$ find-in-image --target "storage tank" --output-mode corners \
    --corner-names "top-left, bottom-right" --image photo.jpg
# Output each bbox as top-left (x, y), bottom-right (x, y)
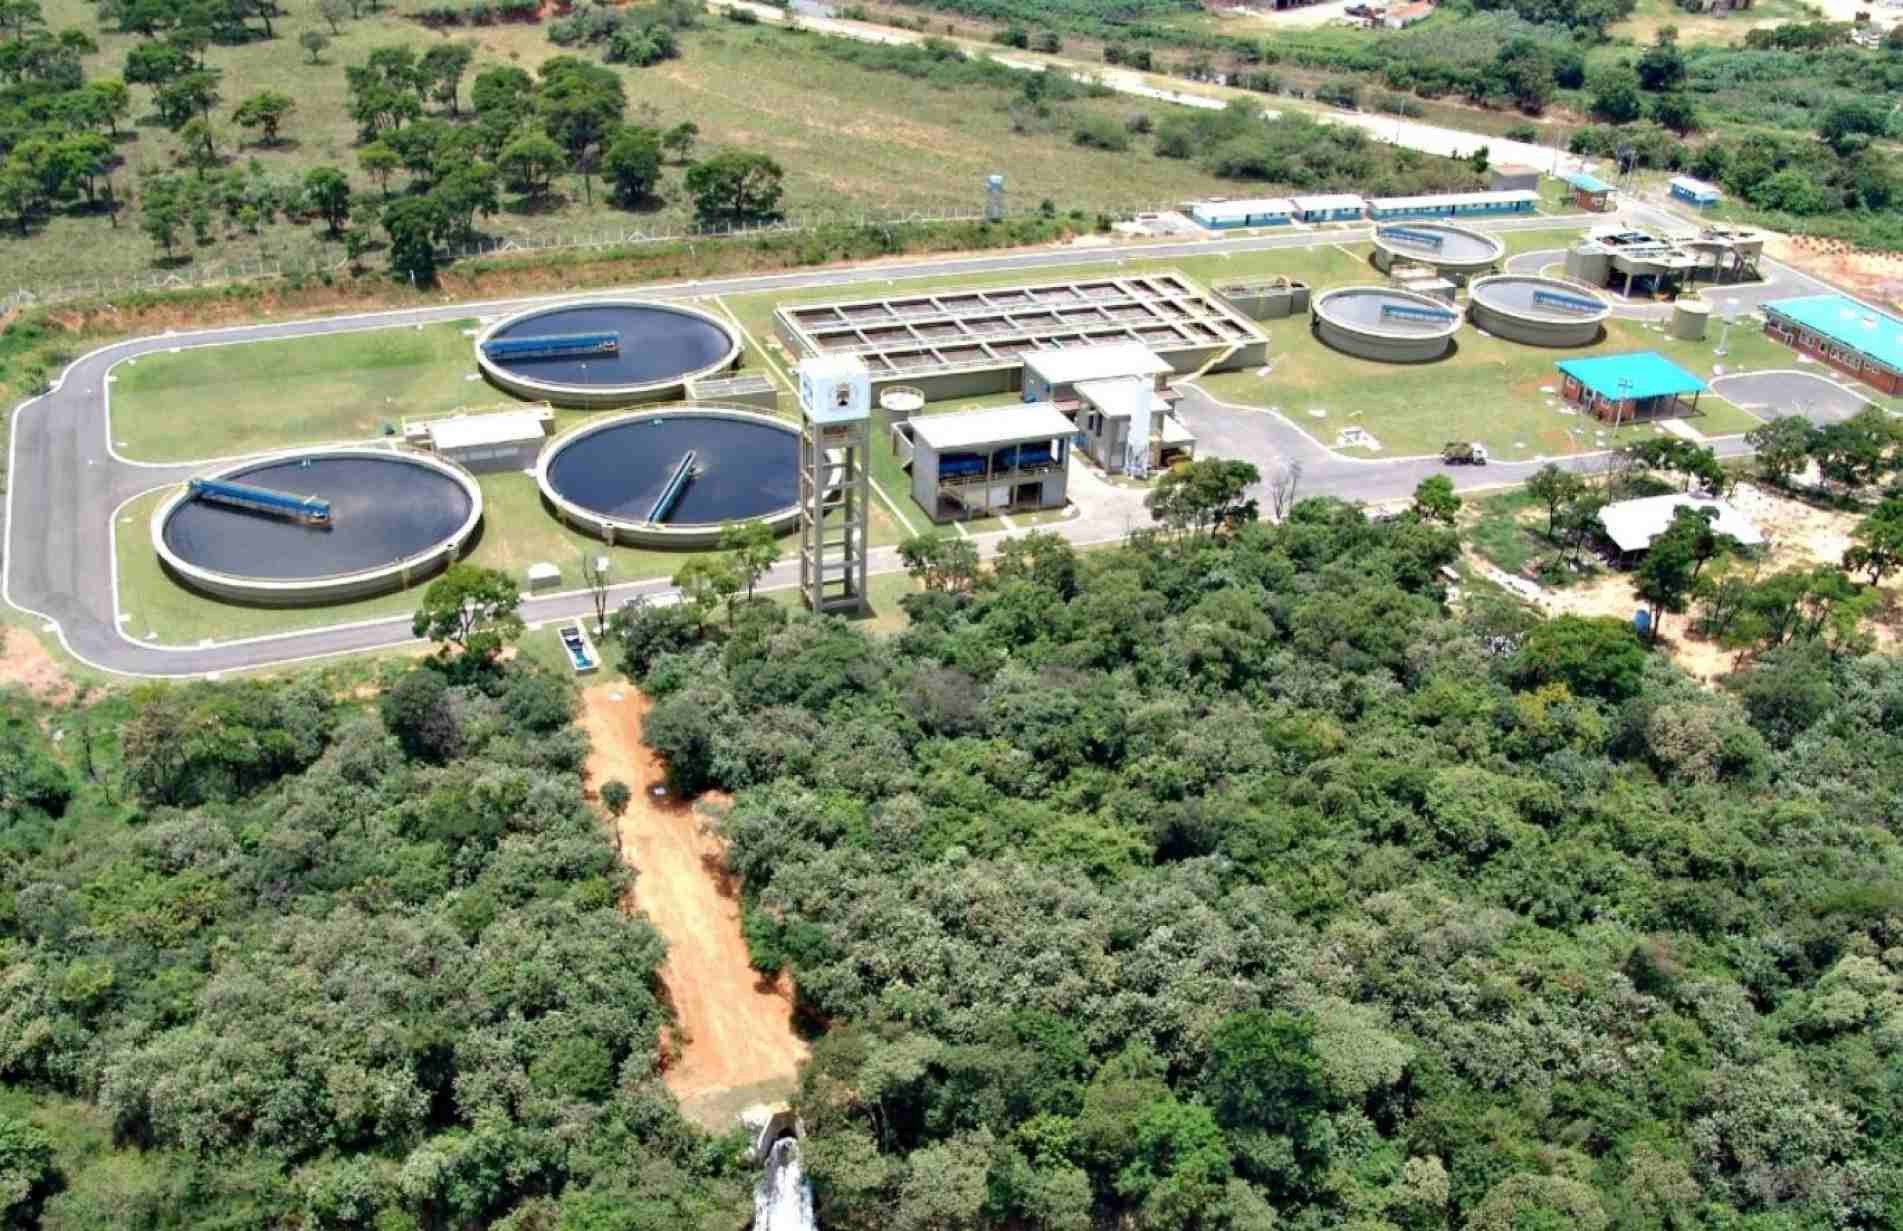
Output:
top-left (1566, 244), bottom-right (1611, 288)
top-left (1672, 299), bottom-right (1711, 341)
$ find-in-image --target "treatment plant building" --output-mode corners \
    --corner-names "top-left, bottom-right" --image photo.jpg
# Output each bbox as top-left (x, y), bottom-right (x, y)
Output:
top-left (1761, 294), bottom-right (1903, 396)
top-left (773, 272), bottom-right (1266, 402)
top-left (906, 404), bottom-right (1075, 522)
top-left (1556, 352), bottom-right (1708, 421)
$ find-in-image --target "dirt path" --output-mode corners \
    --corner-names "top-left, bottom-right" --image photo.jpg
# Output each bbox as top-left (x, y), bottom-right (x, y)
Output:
top-left (579, 682), bottom-right (808, 1128)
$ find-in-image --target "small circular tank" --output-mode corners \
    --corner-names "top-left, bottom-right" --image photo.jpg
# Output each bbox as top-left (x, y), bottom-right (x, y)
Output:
top-left (1672, 299), bottom-right (1711, 341)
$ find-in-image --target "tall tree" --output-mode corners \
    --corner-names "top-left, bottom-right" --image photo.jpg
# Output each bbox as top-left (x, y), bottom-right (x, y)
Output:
top-left (602, 124), bottom-right (660, 204)
top-left (411, 563), bottom-right (524, 664)
top-left (719, 519), bottom-right (782, 602)
top-left (419, 40), bottom-right (473, 115)
top-left (302, 164), bottom-right (350, 234)
top-left (534, 55), bottom-right (623, 204)
top-left (232, 89), bottom-right (294, 144)
top-left (684, 148), bottom-right (783, 224)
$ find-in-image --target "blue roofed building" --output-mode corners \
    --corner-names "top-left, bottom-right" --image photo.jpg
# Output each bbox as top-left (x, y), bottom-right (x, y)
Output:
top-left (1556, 352), bottom-right (1708, 421)
top-left (1761, 294), bottom-right (1903, 396)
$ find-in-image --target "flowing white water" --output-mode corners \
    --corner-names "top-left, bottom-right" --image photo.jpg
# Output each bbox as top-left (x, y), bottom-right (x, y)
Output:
top-left (754, 1136), bottom-right (816, 1231)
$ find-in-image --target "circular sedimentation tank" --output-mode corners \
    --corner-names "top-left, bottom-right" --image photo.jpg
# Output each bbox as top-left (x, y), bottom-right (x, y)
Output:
top-left (153, 448), bottom-right (482, 606)
top-left (1370, 222), bottom-right (1505, 280)
top-left (1311, 286), bottom-right (1463, 362)
top-left (538, 407), bottom-right (800, 547)
top-left (475, 299), bottom-right (742, 408)
top-left (1467, 275), bottom-right (1611, 347)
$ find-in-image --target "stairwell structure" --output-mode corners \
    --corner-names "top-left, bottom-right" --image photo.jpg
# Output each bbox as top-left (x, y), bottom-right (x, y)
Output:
top-left (797, 354), bottom-right (871, 615)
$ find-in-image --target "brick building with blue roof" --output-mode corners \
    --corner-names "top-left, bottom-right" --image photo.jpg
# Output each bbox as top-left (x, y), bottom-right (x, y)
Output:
top-left (1761, 294), bottom-right (1903, 396)
top-left (1556, 352), bottom-right (1708, 422)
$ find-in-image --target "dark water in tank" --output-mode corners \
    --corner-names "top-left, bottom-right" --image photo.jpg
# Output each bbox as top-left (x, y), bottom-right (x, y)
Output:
top-left (546, 416), bottom-right (799, 525)
top-left (163, 455), bottom-right (474, 580)
top-left (486, 303), bottom-right (735, 386)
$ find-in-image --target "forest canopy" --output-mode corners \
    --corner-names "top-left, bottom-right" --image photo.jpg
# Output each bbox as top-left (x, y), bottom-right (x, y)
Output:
top-left (3, 493), bottom-right (1902, 1229)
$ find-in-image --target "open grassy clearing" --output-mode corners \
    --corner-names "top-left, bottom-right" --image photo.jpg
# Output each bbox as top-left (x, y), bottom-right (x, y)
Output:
top-left (109, 319), bottom-right (482, 461)
top-left (16, 0), bottom-right (1248, 287)
top-left (1607, 0), bottom-right (1813, 46)
top-left (1198, 314), bottom-right (1767, 462)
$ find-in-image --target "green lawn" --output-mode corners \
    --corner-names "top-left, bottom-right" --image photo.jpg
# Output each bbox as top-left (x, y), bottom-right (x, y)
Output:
top-left (110, 320), bottom-right (482, 461)
top-left (1198, 314), bottom-right (1766, 462)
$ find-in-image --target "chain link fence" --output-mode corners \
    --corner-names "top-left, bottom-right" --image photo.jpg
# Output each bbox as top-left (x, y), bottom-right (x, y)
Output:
top-left (1, 200), bottom-right (1186, 314)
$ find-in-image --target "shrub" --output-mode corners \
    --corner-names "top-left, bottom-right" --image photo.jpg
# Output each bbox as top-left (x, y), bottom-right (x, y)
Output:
top-left (1072, 115), bottom-right (1129, 151)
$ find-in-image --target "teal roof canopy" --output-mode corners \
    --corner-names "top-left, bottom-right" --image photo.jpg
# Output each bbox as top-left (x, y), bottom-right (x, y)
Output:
top-left (1567, 172), bottom-right (1615, 194)
top-left (1763, 294), bottom-right (1903, 375)
top-left (1557, 352), bottom-right (1706, 401)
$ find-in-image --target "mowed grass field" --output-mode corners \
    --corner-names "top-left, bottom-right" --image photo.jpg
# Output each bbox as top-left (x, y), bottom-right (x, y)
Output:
top-left (109, 320), bottom-right (483, 460)
top-left (18, 0), bottom-right (1249, 287)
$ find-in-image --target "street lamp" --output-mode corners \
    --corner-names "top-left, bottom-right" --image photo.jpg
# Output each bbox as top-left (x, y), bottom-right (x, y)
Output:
top-left (1714, 296), bottom-right (1740, 358)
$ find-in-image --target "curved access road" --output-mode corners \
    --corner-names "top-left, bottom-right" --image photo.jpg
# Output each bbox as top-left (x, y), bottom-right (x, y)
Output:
top-left (0, 210), bottom-right (1784, 678)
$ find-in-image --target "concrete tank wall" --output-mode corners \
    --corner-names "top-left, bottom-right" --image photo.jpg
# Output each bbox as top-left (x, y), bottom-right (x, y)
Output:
top-left (1566, 247), bottom-right (1611, 287)
top-left (475, 299), bottom-right (743, 409)
top-left (1672, 300), bottom-right (1711, 341)
top-left (1310, 314), bottom-right (1454, 363)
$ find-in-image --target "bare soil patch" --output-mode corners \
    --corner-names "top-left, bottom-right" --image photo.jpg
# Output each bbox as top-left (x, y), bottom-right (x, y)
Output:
top-left (0, 629), bottom-right (75, 704)
top-left (1475, 483), bottom-right (1877, 683)
top-left (579, 682), bottom-right (807, 1129)
top-left (1763, 235), bottom-right (1903, 314)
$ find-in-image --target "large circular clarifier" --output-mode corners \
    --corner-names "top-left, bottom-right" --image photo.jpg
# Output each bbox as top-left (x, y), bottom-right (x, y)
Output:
top-left (1468, 275), bottom-right (1611, 347)
top-left (476, 299), bottom-right (742, 407)
top-left (153, 449), bottom-right (482, 606)
top-left (1312, 286), bottom-right (1463, 362)
top-left (539, 408), bottom-right (800, 547)
top-left (1370, 222), bottom-right (1505, 280)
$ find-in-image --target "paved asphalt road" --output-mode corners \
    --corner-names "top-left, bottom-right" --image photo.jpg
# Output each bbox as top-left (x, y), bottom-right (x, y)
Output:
top-left (0, 205), bottom-right (1839, 678)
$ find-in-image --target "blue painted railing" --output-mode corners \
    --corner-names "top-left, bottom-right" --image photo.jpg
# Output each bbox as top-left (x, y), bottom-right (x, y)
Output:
top-left (189, 477), bottom-right (332, 523)
top-left (1379, 226), bottom-right (1446, 250)
top-left (1381, 303), bottom-right (1456, 324)
top-left (480, 331), bottom-right (620, 360)
top-left (1533, 290), bottom-right (1604, 314)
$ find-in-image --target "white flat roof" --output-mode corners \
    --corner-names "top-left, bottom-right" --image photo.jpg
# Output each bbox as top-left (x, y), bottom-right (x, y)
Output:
top-left (910, 403), bottom-right (1077, 452)
top-left (1291, 193), bottom-right (1365, 211)
top-left (1671, 175), bottom-right (1723, 198)
top-left (1159, 414), bottom-right (1195, 445)
top-left (1369, 189), bottom-right (1538, 210)
top-left (1598, 494), bottom-right (1764, 553)
top-left (428, 411), bottom-right (548, 451)
top-left (1192, 197), bottom-right (1294, 220)
top-left (1023, 342), bottom-right (1171, 385)
top-left (1074, 376), bottom-right (1154, 420)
